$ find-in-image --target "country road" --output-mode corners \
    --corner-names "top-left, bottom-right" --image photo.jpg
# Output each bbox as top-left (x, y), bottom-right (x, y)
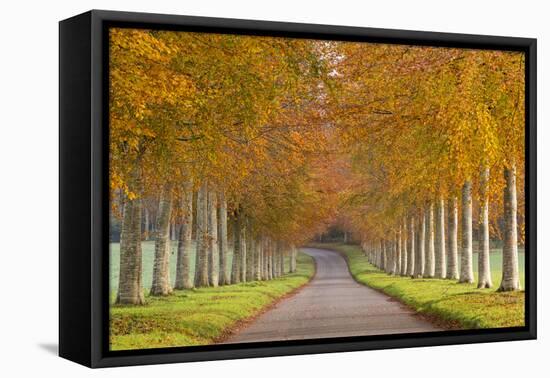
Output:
top-left (225, 248), bottom-right (440, 344)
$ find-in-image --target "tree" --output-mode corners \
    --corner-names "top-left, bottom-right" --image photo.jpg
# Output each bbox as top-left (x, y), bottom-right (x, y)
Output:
top-left (459, 181), bottom-right (474, 284)
top-left (478, 167), bottom-right (493, 288)
top-left (434, 198), bottom-right (446, 278)
top-left (425, 203), bottom-right (435, 278)
top-left (175, 181), bottom-right (194, 289)
top-left (116, 165), bottom-right (145, 304)
top-left (194, 183), bottom-right (209, 287)
top-left (499, 165), bottom-right (520, 291)
top-left (150, 184), bottom-right (173, 296)
top-left (218, 192), bottom-right (230, 285)
top-left (446, 197), bottom-right (459, 279)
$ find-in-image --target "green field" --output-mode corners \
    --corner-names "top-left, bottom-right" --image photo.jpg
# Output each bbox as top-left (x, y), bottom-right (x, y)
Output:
top-left (110, 252), bottom-right (315, 350)
top-left (308, 243), bottom-right (525, 329)
top-left (110, 241), bottom-right (234, 294)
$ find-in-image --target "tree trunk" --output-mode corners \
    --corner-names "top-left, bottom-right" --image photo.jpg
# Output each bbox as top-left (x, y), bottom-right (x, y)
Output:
top-left (407, 216), bottom-right (415, 276)
top-left (143, 207), bottom-right (149, 241)
top-left (267, 239), bottom-right (273, 280)
top-left (290, 244), bottom-right (297, 273)
top-left (263, 239), bottom-right (269, 279)
top-left (260, 236), bottom-right (267, 280)
top-left (280, 246), bottom-right (285, 275)
top-left (218, 192), bottom-right (229, 285)
top-left (255, 238), bottom-right (262, 280)
top-left (272, 243), bottom-right (278, 277)
top-left (396, 228), bottom-right (402, 275)
top-left (231, 212), bottom-right (242, 284)
top-left (240, 219), bottom-right (247, 282)
top-left (194, 183), bottom-right (209, 287)
top-left (425, 203), bottom-right (435, 278)
top-left (446, 197), bottom-right (459, 279)
top-left (151, 184), bottom-right (173, 296)
top-left (246, 234), bottom-right (255, 281)
top-left (413, 210), bottom-right (425, 278)
top-left (376, 241), bottom-right (380, 268)
top-left (478, 167), bottom-right (493, 288)
top-left (380, 239), bottom-right (386, 271)
top-left (435, 197), bottom-right (446, 278)
top-left (116, 169), bottom-right (145, 305)
top-left (401, 218), bottom-right (408, 276)
top-left (499, 164), bottom-right (520, 291)
top-left (459, 181), bottom-right (474, 283)
top-left (273, 243), bottom-right (279, 277)
top-left (207, 190), bottom-right (219, 287)
top-left (387, 239), bottom-right (395, 274)
top-left (175, 181), bottom-right (193, 290)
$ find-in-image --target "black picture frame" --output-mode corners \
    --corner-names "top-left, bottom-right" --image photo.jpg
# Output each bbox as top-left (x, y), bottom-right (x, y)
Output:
top-left (59, 9), bottom-right (537, 368)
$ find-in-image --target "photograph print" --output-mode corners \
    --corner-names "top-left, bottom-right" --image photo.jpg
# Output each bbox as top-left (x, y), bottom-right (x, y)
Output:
top-left (109, 26), bottom-right (527, 351)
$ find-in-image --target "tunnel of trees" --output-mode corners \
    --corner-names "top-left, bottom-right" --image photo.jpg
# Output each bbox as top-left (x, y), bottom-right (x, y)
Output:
top-left (110, 29), bottom-right (525, 305)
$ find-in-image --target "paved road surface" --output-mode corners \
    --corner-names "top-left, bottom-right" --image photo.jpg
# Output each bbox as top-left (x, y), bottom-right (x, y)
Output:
top-left (225, 248), bottom-right (440, 343)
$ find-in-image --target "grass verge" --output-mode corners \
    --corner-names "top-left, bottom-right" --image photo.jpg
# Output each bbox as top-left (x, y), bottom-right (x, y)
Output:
top-left (307, 243), bottom-right (525, 329)
top-left (110, 252), bottom-right (315, 350)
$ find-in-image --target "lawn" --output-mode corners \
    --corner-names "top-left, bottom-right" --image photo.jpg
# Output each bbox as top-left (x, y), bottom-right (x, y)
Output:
top-left (307, 243), bottom-right (525, 329)
top-left (110, 252), bottom-right (315, 350)
top-left (110, 241), bottom-right (233, 292)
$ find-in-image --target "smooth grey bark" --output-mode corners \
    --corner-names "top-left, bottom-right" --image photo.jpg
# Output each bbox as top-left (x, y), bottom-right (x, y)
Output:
top-left (267, 239), bottom-right (273, 280)
top-left (425, 203), bottom-right (435, 278)
top-left (143, 207), bottom-right (150, 241)
top-left (478, 167), bottom-right (493, 288)
top-left (240, 219), bottom-right (247, 282)
top-left (280, 245), bottom-right (285, 275)
top-left (446, 197), bottom-right (459, 279)
top-left (255, 238), bottom-right (262, 280)
top-left (380, 239), bottom-right (386, 271)
top-left (407, 216), bottom-right (415, 276)
top-left (401, 218), bottom-right (408, 276)
top-left (435, 197), bottom-right (446, 278)
top-left (264, 239), bottom-right (270, 279)
top-left (207, 190), bottom-right (219, 287)
top-left (218, 192), bottom-right (229, 285)
top-left (271, 241), bottom-right (277, 277)
top-left (175, 181), bottom-right (194, 290)
top-left (116, 170), bottom-right (145, 305)
top-left (273, 243), bottom-right (280, 277)
top-left (366, 240), bottom-right (372, 264)
top-left (246, 234), bottom-right (255, 281)
top-left (194, 183), bottom-right (209, 287)
top-left (231, 212), bottom-right (242, 284)
top-left (396, 228), bottom-right (402, 275)
top-left (151, 184), bottom-right (173, 296)
top-left (499, 165), bottom-right (520, 291)
top-left (413, 210), bottom-right (425, 278)
top-left (277, 243), bottom-right (282, 277)
top-left (376, 241), bottom-right (379, 267)
top-left (388, 239), bottom-right (395, 275)
top-left (459, 181), bottom-right (475, 283)
top-left (260, 237), bottom-right (266, 279)
top-left (290, 244), bottom-right (297, 273)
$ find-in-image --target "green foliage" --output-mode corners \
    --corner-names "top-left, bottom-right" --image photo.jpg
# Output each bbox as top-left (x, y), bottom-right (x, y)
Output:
top-left (309, 243), bottom-right (525, 329)
top-left (110, 253), bottom-right (314, 350)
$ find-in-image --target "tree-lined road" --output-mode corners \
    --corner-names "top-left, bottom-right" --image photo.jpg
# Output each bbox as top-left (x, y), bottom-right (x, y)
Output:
top-left (226, 248), bottom-right (439, 343)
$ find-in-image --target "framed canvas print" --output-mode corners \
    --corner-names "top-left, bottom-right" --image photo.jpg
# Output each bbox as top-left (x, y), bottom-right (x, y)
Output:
top-left (59, 10), bottom-right (536, 368)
